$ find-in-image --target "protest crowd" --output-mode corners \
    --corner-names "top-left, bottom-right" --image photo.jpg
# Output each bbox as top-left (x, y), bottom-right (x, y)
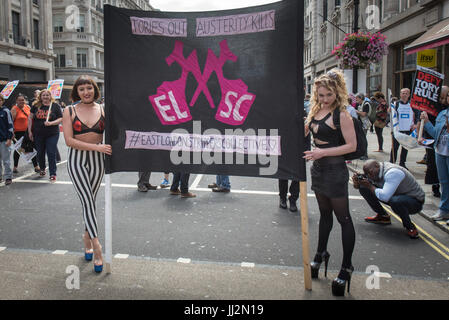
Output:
top-left (1, 67), bottom-right (448, 297)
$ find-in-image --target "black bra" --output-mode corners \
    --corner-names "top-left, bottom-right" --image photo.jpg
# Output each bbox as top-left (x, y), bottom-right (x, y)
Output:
top-left (69, 106), bottom-right (105, 136)
top-left (309, 112), bottom-right (341, 148)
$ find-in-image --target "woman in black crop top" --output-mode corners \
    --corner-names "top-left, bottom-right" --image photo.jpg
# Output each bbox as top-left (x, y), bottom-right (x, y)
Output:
top-left (303, 69), bottom-right (357, 297)
top-left (62, 75), bottom-right (112, 274)
top-left (28, 89), bottom-right (63, 181)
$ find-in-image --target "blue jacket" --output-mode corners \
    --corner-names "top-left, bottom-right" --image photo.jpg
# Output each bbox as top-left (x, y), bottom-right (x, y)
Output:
top-left (424, 108), bottom-right (448, 149)
top-left (0, 106), bottom-right (13, 142)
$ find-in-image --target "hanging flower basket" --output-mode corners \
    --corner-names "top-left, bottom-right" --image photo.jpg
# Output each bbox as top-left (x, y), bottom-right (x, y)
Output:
top-left (332, 31), bottom-right (389, 69)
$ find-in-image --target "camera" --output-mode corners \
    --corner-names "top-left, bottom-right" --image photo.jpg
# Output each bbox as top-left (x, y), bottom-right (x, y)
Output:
top-left (356, 174), bottom-right (367, 180)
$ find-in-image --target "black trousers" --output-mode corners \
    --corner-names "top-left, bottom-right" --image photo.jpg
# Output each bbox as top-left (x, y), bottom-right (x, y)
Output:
top-left (425, 147), bottom-right (439, 185)
top-left (13, 131), bottom-right (38, 168)
top-left (170, 172), bottom-right (190, 193)
top-left (389, 131), bottom-right (411, 166)
top-left (279, 180), bottom-right (299, 202)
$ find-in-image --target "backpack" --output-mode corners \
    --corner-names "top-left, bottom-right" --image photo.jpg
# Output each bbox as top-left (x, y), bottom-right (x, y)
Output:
top-left (333, 108), bottom-right (368, 160)
top-left (367, 100), bottom-right (377, 124)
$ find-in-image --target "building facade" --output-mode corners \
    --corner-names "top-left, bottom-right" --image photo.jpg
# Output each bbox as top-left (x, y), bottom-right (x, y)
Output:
top-left (52, 0), bottom-right (153, 96)
top-left (304, 0), bottom-right (449, 98)
top-left (0, 0), bottom-right (54, 83)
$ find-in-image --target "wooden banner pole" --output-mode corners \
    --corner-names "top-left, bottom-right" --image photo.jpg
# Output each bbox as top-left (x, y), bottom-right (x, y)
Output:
top-left (300, 181), bottom-right (312, 291)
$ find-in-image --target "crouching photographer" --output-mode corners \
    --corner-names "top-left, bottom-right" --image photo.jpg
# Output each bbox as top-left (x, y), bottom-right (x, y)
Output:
top-left (352, 160), bottom-right (425, 239)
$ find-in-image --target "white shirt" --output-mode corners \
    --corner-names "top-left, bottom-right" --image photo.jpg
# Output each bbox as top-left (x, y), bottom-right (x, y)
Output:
top-left (375, 168), bottom-right (406, 202)
top-left (396, 101), bottom-right (414, 132)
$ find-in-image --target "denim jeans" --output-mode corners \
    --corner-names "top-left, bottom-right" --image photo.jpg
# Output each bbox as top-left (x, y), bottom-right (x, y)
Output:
top-left (170, 172), bottom-right (190, 193)
top-left (359, 186), bottom-right (423, 230)
top-left (0, 141), bottom-right (12, 180)
top-left (34, 133), bottom-right (59, 176)
top-left (435, 153), bottom-right (449, 213)
top-left (216, 175), bottom-right (230, 189)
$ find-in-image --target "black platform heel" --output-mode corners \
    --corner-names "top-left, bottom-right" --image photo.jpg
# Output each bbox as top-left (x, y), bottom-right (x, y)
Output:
top-left (331, 266), bottom-right (354, 296)
top-left (310, 251), bottom-right (330, 279)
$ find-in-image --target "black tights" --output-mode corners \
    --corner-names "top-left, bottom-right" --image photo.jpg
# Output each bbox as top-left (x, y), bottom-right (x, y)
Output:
top-left (315, 192), bottom-right (355, 269)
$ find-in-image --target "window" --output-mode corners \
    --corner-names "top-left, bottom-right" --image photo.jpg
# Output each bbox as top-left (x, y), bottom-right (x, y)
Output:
top-left (323, 1), bottom-right (328, 22)
top-left (55, 48), bottom-right (66, 68)
top-left (335, 0), bottom-right (341, 7)
top-left (33, 19), bottom-right (39, 49)
top-left (77, 14), bottom-right (85, 32)
top-left (92, 18), bottom-right (96, 34)
top-left (12, 11), bottom-right (21, 45)
top-left (97, 20), bottom-right (102, 37)
top-left (53, 14), bottom-right (63, 32)
top-left (77, 48), bottom-right (88, 68)
top-left (33, 0), bottom-right (39, 5)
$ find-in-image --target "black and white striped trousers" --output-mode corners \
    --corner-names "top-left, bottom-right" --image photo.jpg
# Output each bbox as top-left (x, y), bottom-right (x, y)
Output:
top-left (67, 147), bottom-right (104, 239)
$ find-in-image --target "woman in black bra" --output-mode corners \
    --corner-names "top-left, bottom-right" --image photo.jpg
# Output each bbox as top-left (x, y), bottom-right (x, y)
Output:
top-left (62, 75), bottom-right (111, 273)
top-left (304, 69), bottom-right (357, 296)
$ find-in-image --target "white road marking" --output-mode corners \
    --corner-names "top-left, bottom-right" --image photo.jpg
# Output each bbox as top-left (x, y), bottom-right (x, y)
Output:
top-left (114, 254), bottom-right (129, 259)
top-left (13, 160), bottom-right (68, 181)
top-left (12, 179), bottom-right (365, 199)
top-left (190, 174), bottom-right (203, 189)
top-left (177, 258), bottom-right (191, 264)
top-left (241, 262), bottom-right (255, 268)
top-left (52, 250), bottom-right (68, 255)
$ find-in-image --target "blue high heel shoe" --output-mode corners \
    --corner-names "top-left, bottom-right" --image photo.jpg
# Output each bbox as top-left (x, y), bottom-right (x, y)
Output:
top-left (93, 247), bottom-right (103, 273)
top-left (85, 250), bottom-right (93, 261)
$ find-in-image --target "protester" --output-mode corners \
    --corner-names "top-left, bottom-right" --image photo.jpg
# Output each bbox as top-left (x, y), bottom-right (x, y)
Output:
top-left (278, 179), bottom-right (298, 212)
top-left (372, 92), bottom-right (389, 152)
top-left (420, 106), bottom-right (449, 224)
top-left (346, 97), bottom-right (358, 119)
top-left (170, 172), bottom-right (196, 198)
top-left (11, 93), bottom-right (39, 173)
top-left (208, 175), bottom-right (231, 193)
top-left (304, 93), bottom-right (311, 115)
top-left (304, 69), bottom-right (357, 296)
top-left (419, 86), bottom-right (449, 198)
top-left (137, 171), bottom-right (158, 192)
top-left (355, 93), bottom-right (371, 160)
top-left (28, 89), bottom-right (62, 181)
top-left (62, 75), bottom-right (111, 273)
top-left (353, 160), bottom-right (425, 239)
top-left (0, 93), bottom-right (13, 185)
top-left (389, 88), bottom-right (419, 170)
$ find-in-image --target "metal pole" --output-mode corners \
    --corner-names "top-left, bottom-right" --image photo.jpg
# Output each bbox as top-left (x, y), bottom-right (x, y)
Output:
top-left (105, 173), bottom-right (112, 273)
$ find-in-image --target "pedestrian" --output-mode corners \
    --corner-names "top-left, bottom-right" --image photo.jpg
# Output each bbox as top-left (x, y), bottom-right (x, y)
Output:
top-left (420, 106), bottom-right (449, 224)
top-left (346, 97), bottom-right (358, 119)
top-left (355, 93), bottom-right (371, 160)
top-left (353, 160), bottom-right (425, 239)
top-left (304, 93), bottom-right (311, 115)
top-left (62, 75), bottom-right (111, 273)
top-left (170, 172), bottom-right (196, 198)
top-left (208, 175), bottom-right (231, 193)
top-left (0, 93), bottom-right (13, 185)
top-left (389, 88), bottom-right (419, 170)
top-left (304, 69), bottom-right (357, 296)
top-left (372, 92), bottom-right (389, 153)
top-left (419, 86), bottom-right (448, 198)
top-left (10, 93), bottom-right (40, 173)
top-left (137, 171), bottom-right (158, 192)
top-left (278, 179), bottom-right (298, 212)
top-left (28, 89), bottom-right (63, 182)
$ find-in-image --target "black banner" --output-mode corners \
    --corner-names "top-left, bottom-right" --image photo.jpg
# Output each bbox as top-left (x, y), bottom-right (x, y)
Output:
top-left (104, 0), bottom-right (305, 181)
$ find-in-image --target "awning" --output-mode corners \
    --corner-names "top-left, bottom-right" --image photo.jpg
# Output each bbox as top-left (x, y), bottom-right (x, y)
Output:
top-left (405, 18), bottom-right (449, 55)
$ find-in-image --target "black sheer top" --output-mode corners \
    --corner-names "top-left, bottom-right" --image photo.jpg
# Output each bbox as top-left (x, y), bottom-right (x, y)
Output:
top-left (308, 112), bottom-right (342, 148)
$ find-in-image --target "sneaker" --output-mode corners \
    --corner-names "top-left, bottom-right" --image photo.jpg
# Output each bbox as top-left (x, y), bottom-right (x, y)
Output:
top-left (13, 167), bottom-right (18, 174)
top-left (212, 187), bottom-right (230, 193)
top-left (432, 184), bottom-right (441, 198)
top-left (407, 228), bottom-right (419, 239)
top-left (49, 176), bottom-right (56, 183)
top-left (160, 179), bottom-right (170, 188)
top-left (170, 189), bottom-right (181, 195)
top-left (5, 179), bottom-right (12, 185)
top-left (208, 183), bottom-right (218, 189)
top-left (430, 211), bottom-right (449, 221)
top-left (365, 214), bottom-right (391, 224)
top-left (181, 192), bottom-right (196, 198)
